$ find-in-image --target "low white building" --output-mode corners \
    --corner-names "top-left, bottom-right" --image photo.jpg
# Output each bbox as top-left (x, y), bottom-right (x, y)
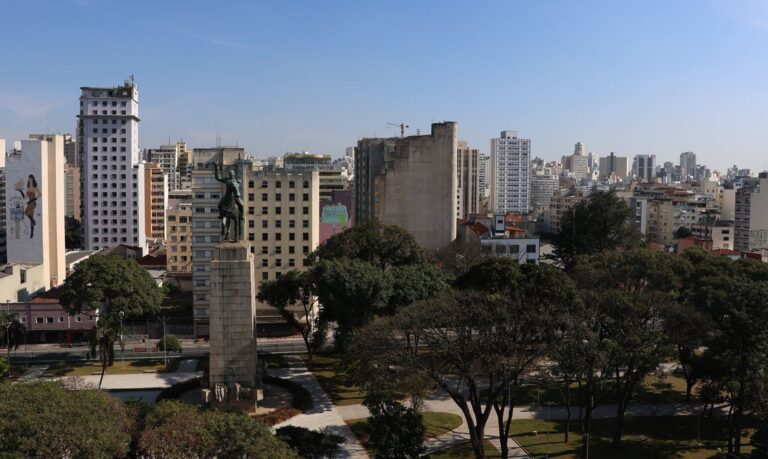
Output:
top-left (480, 236), bottom-right (540, 264)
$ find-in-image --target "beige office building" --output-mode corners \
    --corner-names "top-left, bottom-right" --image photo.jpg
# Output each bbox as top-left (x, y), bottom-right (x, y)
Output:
top-left (64, 164), bottom-right (81, 221)
top-left (4, 135), bottom-right (66, 287)
top-left (457, 141), bottom-right (481, 219)
top-left (166, 189), bottom-right (192, 275)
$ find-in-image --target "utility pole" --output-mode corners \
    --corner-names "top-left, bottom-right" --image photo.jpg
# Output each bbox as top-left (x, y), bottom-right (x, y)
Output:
top-left (161, 316), bottom-right (168, 366)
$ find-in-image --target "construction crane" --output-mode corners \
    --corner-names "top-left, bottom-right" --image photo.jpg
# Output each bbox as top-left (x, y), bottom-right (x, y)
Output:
top-left (387, 122), bottom-right (409, 138)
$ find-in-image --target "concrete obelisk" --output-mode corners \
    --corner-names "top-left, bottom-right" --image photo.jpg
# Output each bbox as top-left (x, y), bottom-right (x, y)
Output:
top-left (208, 242), bottom-right (262, 404)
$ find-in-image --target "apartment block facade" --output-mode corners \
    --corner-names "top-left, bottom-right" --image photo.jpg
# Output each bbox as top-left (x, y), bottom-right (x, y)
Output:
top-left (456, 141), bottom-right (480, 219)
top-left (490, 130), bottom-right (530, 214)
top-left (735, 173), bottom-right (768, 252)
top-left (77, 81), bottom-right (145, 250)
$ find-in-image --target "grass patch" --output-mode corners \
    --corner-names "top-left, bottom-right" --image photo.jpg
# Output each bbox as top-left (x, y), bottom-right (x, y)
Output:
top-left (45, 359), bottom-right (180, 377)
top-left (490, 373), bottom-right (691, 408)
top-left (428, 440), bottom-right (500, 459)
top-left (306, 353), bottom-right (365, 406)
top-left (511, 416), bottom-right (756, 458)
top-left (259, 353), bottom-right (289, 369)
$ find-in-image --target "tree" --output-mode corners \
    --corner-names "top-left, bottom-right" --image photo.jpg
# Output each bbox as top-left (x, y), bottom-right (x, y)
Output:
top-left (0, 381), bottom-right (134, 458)
top-left (364, 394), bottom-right (426, 459)
top-left (570, 249), bottom-right (688, 448)
top-left (311, 258), bottom-right (392, 349)
top-left (138, 400), bottom-right (295, 458)
top-left (554, 191), bottom-right (641, 268)
top-left (752, 422), bottom-right (768, 459)
top-left (258, 270), bottom-right (324, 369)
top-left (65, 216), bottom-right (83, 250)
top-left (674, 226), bottom-right (692, 239)
top-left (60, 255), bottom-right (163, 387)
top-left (157, 335), bottom-right (182, 353)
top-left (349, 260), bottom-right (576, 459)
top-left (275, 426), bottom-right (344, 459)
top-left (385, 263), bottom-right (448, 315)
top-left (310, 220), bottom-right (424, 269)
top-left (662, 302), bottom-right (709, 401)
top-left (0, 311), bottom-right (26, 377)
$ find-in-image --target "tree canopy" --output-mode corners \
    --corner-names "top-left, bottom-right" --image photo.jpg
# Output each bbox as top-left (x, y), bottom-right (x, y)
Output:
top-left (554, 191), bottom-right (641, 268)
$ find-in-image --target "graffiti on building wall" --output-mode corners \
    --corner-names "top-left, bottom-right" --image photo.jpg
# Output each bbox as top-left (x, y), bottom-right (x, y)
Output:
top-left (319, 190), bottom-right (352, 244)
top-left (8, 174), bottom-right (40, 240)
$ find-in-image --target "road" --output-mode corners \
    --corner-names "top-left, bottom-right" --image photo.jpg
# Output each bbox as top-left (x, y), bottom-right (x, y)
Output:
top-left (4, 335), bottom-right (318, 364)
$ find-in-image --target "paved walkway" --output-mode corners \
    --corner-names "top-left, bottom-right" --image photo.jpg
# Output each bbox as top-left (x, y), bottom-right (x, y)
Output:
top-left (57, 371), bottom-right (203, 390)
top-left (271, 358), bottom-right (369, 459)
top-left (18, 364), bottom-right (49, 382)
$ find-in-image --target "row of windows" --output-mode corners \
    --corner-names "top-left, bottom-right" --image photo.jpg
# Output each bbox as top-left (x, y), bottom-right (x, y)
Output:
top-left (92, 119), bottom-right (127, 125)
top-left (249, 220), bottom-right (309, 229)
top-left (247, 193), bottom-right (310, 202)
top-left (92, 146), bottom-right (127, 152)
top-left (92, 100), bottom-right (127, 107)
top-left (92, 237), bottom-right (137, 244)
top-left (250, 180), bottom-right (310, 189)
top-left (92, 128), bottom-right (127, 134)
top-left (92, 137), bottom-right (127, 143)
top-left (248, 232), bottom-right (310, 242)
top-left (91, 110), bottom-right (128, 115)
top-left (21, 316), bottom-right (93, 324)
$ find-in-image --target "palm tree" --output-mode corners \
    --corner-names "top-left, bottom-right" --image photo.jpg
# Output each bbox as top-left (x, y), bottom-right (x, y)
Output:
top-left (0, 311), bottom-right (26, 377)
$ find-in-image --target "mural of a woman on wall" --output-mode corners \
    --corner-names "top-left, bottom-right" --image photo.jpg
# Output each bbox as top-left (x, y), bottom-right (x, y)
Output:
top-left (24, 174), bottom-right (39, 239)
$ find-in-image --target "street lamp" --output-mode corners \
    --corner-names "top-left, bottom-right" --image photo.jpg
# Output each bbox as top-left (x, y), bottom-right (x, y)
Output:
top-left (118, 311), bottom-right (125, 369)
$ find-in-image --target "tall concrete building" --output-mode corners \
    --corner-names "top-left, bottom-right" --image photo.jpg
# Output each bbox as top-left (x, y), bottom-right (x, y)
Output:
top-left (5, 136), bottom-right (66, 288)
top-left (77, 80), bottom-right (145, 250)
top-left (141, 162), bottom-right (168, 242)
top-left (354, 122), bottom-right (457, 250)
top-left (0, 138), bottom-right (6, 264)
top-left (145, 142), bottom-right (191, 192)
top-left (456, 141), bottom-right (481, 219)
top-left (490, 130), bottom-right (530, 214)
top-left (598, 153), bottom-right (628, 180)
top-left (478, 154), bottom-right (490, 199)
top-left (680, 152), bottom-right (696, 180)
top-left (530, 174), bottom-right (560, 218)
top-left (735, 173), bottom-right (768, 252)
top-left (633, 154), bottom-right (656, 183)
top-left (166, 190), bottom-right (192, 276)
top-left (64, 164), bottom-right (81, 221)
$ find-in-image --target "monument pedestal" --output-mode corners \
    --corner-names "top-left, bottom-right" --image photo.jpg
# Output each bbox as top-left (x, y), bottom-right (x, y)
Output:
top-left (208, 242), bottom-right (263, 405)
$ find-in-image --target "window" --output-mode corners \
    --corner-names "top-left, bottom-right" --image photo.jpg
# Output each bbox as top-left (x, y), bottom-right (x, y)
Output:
top-left (75, 316), bottom-right (82, 322)
top-left (275, 246), bottom-right (282, 254)
top-left (303, 233), bottom-right (309, 241)
top-left (261, 193), bottom-right (268, 201)
top-left (36, 317), bottom-right (44, 324)
top-left (303, 181), bottom-right (309, 188)
top-left (526, 244), bottom-right (536, 253)
top-left (303, 193), bottom-right (309, 201)
top-left (275, 207), bottom-right (282, 215)
top-left (47, 317), bottom-right (55, 323)
top-left (262, 272), bottom-right (269, 280)
top-left (276, 181), bottom-right (282, 188)
top-left (261, 259), bottom-right (268, 267)
top-left (261, 181), bottom-right (268, 188)
top-left (262, 233), bottom-right (268, 241)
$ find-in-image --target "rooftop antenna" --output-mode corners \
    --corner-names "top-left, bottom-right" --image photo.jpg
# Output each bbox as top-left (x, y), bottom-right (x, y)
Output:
top-left (386, 122), bottom-right (409, 138)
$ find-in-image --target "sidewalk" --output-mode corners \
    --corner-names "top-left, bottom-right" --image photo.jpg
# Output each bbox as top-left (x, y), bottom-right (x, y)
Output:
top-left (271, 357), bottom-right (369, 459)
top-left (57, 371), bottom-right (203, 390)
top-left (17, 364), bottom-right (49, 382)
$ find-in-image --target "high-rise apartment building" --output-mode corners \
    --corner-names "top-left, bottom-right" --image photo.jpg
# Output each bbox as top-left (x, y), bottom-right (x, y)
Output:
top-left (478, 154), bottom-right (490, 199)
top-left (166, 190), bottom-right (192, 275)
top-left (0, 138), bottom-right (6, 264)
top-left (633, 154), bottom-right (656, 183)
top-left (77, 80), bottom-right (145, 250)
top-left (598, 153), bottom-right (628, 180)
top-left (4, 136), bottom-right (66, 287)
top-left (490, 130), bottom-right (530, 214)
top-left (354, 122), bottom-right (457, 250)
top-left (735, 173), bottom-right (768, 252)
top-left (145, 142), bottom-right (192, 192)
top-left (141, 162), bottom-right (168, 242)
top-left (456, 141), bottom-right (480, 219)
top-left (680, 152), bottom-right (696, 180)
top-left (64, 164), bottom-right (81, 222)
top-left (530, 174), bottom-right (560, 217)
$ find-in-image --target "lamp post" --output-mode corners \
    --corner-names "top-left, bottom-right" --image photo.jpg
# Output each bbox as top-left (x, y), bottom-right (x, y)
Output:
top-left (118, 311), bottom-right (125, 369)
top-left (161, 316), bottom-right (168, 366)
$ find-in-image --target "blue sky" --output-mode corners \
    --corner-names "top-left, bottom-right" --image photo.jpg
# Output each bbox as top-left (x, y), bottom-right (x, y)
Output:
top-left (1, 0), bottom-right (767, 172)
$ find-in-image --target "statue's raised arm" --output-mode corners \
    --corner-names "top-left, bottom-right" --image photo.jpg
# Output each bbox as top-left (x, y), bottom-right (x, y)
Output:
top-left (213, 162), bottom-right (226, 184)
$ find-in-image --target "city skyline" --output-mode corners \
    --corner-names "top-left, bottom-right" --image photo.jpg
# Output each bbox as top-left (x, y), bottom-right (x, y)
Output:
top-left (1, 1), bottom-right (768, 172)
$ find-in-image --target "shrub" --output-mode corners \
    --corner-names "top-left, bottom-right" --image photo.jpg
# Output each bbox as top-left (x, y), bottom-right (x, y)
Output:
top-left (157, 335), bottom-right (182, 353)
top-left (276, 426), bottom-right (344, 458)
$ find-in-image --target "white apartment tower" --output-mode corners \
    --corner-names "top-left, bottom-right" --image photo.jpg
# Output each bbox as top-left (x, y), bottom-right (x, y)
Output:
top-left (490, 130), bottom-right (530, 214)
top-left (77, 80), bottom-right (145, 251)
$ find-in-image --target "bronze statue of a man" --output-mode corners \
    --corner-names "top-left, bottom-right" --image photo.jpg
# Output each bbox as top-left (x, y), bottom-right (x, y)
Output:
top-left (214, 163), bottom-right (244, 241)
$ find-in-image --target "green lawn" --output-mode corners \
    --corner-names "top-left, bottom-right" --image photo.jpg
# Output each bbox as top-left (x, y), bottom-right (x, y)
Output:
top-left (510, 416), bottom-right (755, 458)
top-left (45, 359), bottom-right (180, 377)
top-left (347, 411), bottom-right (464, 455)
top-left (493, 373), bottom-right (692, 408)
top-left (306, 353), bottom-right (366, 406)
top-left (428, 440), bottom-right (500, 459)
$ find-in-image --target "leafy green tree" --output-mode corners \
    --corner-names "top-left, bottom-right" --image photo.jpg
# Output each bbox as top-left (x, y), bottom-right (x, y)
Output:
top-left (0, 311), bottom-right (26, 377)
top-left (350, 260), bottom-right (577, 459)
top-left (65, 216), bottom-right (83, 250)
top-left (0, 381), bottom-right (134, 458)
top-left (674, 226), bottom-right (692, 239)
top-left (311, 258), bottom-right (392, 349)
top-left (157, 335), bottom-right (182, 353)
top-left (364, 394), bottom-right (426, 459)
top-left (60, 255), bottom-right (163, 387)
top-left (258, 270), bottom-right (324, 369)
top-left (275, 426), bottom-right (344, 458)
top-left (310, 220), bottom-right (424, 269)
top-left (554, 191), bottom-right (641, 268)
top-left (385, 263), bottom-right (448, 314)
top-left (138, 400), bottom-right (295, 458)
top-left (662, 302), bottom-right (709, 401)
